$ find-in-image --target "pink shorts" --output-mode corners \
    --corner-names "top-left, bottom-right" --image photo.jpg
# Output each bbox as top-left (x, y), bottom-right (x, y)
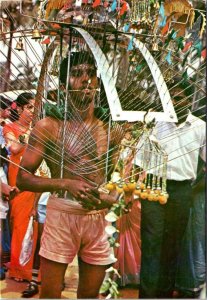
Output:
top-left (39, 195), bottom-right (116, 265)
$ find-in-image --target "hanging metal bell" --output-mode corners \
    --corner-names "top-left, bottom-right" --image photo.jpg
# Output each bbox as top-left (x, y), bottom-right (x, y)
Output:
top-left (152, 42), bottom-right (159, 52)
top-left (15, 38), bottom-right (24, 51)
top-left (31, 28), bottom-right (42, 39)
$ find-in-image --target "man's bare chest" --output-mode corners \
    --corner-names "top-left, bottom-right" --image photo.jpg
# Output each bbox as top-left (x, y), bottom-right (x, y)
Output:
top-left (50, 120), bottom-right (109, 162)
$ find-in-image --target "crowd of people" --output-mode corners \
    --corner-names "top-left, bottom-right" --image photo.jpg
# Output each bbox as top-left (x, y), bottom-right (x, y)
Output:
top-left (0, 50), bottom-right (206, 299)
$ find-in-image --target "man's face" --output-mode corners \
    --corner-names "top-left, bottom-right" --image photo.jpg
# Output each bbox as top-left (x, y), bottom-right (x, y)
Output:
top-left (171, 88), bottom-right (190, 114)
top-left (69, 63), bottom-right (98, 110)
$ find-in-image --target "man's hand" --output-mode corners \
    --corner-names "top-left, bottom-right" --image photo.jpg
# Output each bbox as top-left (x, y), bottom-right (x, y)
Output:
top-left (9, 187), bottom-right (20, 200)
top-left (64, 179), bottom-right (97, 200)
top-left (1, 183), bottom-right (19, 201)
top-left (79, 189), bottom-right (117, 210)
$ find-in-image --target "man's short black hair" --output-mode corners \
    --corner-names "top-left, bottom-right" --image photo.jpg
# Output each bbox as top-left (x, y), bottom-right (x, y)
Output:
top-left (16, 92), bottom-right (34, 108)
top-left (167, 77), bottom-right (194, 98)
top-left (0, 96), bottom-right (11, 110)
top-left (60, 51), bottom-right (96, 86)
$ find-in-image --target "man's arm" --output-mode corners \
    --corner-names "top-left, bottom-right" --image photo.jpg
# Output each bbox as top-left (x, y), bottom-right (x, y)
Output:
top-left (17, 118), bottom-right (97, 198)
top-left (17, 119), bottom-right (62, 192)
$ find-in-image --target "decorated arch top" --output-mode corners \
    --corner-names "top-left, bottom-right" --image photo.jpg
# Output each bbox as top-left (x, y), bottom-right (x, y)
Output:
top-left (40, 0), bottom-right (205, 38)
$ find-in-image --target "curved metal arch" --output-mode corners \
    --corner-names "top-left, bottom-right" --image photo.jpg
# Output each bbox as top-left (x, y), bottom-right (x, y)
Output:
top-left (72, 27), bottom-right (122, 120)
top-left (73, 27), bottom-right (177, 122)
top-left (132, 37), bottom-right (177, 122)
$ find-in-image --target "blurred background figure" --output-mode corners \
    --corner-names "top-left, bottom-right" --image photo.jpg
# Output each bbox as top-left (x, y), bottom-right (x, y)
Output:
top-left (0, 96), bottom-right (13, 280)
top-left (3, 92), bottom-right (38, 282)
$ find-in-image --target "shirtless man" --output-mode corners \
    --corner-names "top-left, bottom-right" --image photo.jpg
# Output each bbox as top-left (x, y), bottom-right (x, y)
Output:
top-left (17, 51), bottom-right (122, 299)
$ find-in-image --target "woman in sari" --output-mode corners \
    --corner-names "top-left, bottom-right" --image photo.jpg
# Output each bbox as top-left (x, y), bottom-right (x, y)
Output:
top-left (3, 93), bottom-right (37, 282)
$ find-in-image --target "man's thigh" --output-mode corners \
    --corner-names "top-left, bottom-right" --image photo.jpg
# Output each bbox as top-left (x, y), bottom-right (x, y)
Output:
top-left (141, 200), bottom-right (165, 245)
top-left (77, 258), bottom-right (108, 298)
top-left (40, 257), bottom-right (67, 299)
top-left (140, 200), bottom-right (165, 293)
top-left (164, 184), bottom-right (192, 245)
top-left (79, 212), bottom-right (115, 265)
top-left (40, 207), bottom-right (80, 264)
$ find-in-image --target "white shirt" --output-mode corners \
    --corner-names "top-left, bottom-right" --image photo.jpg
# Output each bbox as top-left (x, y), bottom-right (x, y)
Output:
top-left (134, 112), bottom-right (206, 181)
top-left (38, 192), bottom-right (50, 206)
top-left (0, 167), bottom-right (9, 219)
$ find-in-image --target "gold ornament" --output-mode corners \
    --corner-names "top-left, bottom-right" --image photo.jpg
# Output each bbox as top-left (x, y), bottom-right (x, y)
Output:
top-left (159, 193), bottom-right (169, 205)
top-left (105, 181), bottom-right (116, 191)
top-left (31, 25), bottom-right (42, 40)
top-left (139, 182), bottom-right (146, 190)
top-left (152, 41), bottom-right (159, 51)
top-left (140, 190), bottom-right (148, 199)
top-left (134, 186), bottom-right (141, 196)
top-left (15, 37), bottom-right (24, 51)
top-left (127, 180), bottom-right (136, 192)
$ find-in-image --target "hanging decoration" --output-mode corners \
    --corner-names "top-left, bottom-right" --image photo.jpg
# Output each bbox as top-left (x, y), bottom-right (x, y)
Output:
top-left (182, 41), bottom-right (193, 53)
top-left (158, 2), bottom-right (166, 27)
top-left (201, 48), bottom-right (206, 59)
top-left (118, 0), bottom-right (128, 17)
top-left (130, 0), bottom-right (151, 24)
top-left (14, 37), bottom-right (24, 51)
top-left (31, 23), bottom-right (42, 40)
top-left (111, 0), bottom-right (117, 12)
top-left (41, 37), bottom-right (51, 44)
top-left (175, 36), bottom-right (184, 51)
top-left (103, 119), bottom-right (169, 215)
top-left (127, 34), bottom-right (134, 51)
top-left (45, 0), bottom-right (69, 19)
top-left (92, 0), bottom-right (101, 8)
top-left (163, 0), bottom-right (195, 37)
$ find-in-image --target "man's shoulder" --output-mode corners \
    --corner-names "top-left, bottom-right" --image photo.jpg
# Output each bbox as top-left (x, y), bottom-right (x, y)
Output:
top-left (35, 116), bottom-right (61, 128)
top-left (32, 117), bottom-right (61, 139)
top-left (189, 114), bottom-right (206, 131)
top-left (154, 121), bottom-right (173, 133)
top-left (190, 113), bottom-right (206, 124)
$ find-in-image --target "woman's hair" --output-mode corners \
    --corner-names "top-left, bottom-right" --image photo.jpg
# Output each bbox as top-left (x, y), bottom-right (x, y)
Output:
top-left (11, 92), bottom-right (34, 121)
top-left (15, 92), bottom-right (34, 107)
top-left (0, 96), bottom-right (12, 110)
top-left (60, 51), bottom-right (95, 86)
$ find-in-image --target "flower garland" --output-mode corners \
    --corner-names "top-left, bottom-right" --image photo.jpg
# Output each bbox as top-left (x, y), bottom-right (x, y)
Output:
top-left (100, 120), bottom-right (169, 298)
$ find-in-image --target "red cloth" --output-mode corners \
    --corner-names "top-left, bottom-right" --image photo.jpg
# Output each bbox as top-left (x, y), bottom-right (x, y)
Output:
top-left (92, 0), bottom-right (101, 8)
top-left (161, 22), bottom-right (169, 35)
top-left (119, 1), bottom-right (128, 16)
top-left (9, 192), bottom-right (38, 281)
top-left (3, 123), bottom-right (25, 186)
top-left (182, 41), bottom-right (193, 53)
top-left (114, 201), bottom-right (141, 285)
top-left (201, 48), bottom-right (206, 59)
